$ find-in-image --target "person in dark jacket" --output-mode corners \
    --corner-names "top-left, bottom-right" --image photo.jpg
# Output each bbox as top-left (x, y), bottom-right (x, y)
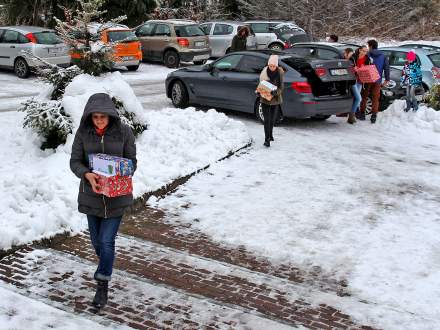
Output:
top-left (70, 93), bottom-right (137, 309)
top-left (230, 26), bottom-right (249, 53)
top-left (359, 39), bottom-right (390, 123)
top-left (258, 54), bottom-right (284, 147)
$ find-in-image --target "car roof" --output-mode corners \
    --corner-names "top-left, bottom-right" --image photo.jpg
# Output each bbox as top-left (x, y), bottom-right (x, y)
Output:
top-left (379, 46), bottom-right (437, 55)
top-left (202, 21), bottom-right (247, 26)
top-left (0, 26), bottom-right (54, 33)
top-left (244, 20), bottom-right (286, 23)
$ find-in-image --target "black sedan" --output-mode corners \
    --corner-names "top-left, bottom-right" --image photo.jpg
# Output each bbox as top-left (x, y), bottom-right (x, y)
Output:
top-left (165, 51), bottom-right (356, 122)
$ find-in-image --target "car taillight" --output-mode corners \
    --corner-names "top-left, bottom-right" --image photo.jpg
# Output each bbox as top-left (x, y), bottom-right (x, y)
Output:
top-left (177, 38), bottom-right (189, 47)
top-left (432, 67), bottom-right (440, 79)
top-left (291, 82), bottom-right (312, 94)
top-left (283, 42), bottom-right (289, 49)
top-left (315, 67), bottom-right (327, 77)
top-left (25, 33), bottom-right (37, 43)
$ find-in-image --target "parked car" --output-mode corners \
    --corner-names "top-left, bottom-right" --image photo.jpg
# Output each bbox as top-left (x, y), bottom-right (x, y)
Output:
top-left (272, 23), bottom-right (312, 49)
top-left (244, 20), bottom-right (305, 51)
top-left (134, 19), bottom-right (210, 68)
top-left (398, 43), bottom-right (440, 52)
top-left (0, 26), bottom-right (70, 78)
top-left (199, 21), bottom-right (257, 57)
top-left (165, 51), bottom-right (356, 123)
top-left (285, 42), bottom-right (361, 60)
top-left (285, 42), bottom-right (425, 112)
top-left (71, 23), bottom-right (142, 71)
top-left (379, 47), bottom-right (440, 90)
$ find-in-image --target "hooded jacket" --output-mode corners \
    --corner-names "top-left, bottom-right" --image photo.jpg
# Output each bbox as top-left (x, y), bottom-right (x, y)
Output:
top-left (368, 49), bottom-right (390, 83)
top-left (70, 93), bottom-right (137, 219)
top-left (230, 26), bottom-right (248, 53)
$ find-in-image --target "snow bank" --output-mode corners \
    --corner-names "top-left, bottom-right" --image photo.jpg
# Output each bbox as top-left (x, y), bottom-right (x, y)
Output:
top-left (378, 100), bottom-right (440, 133)
top-left (0, 72), bottom-right (250, 251)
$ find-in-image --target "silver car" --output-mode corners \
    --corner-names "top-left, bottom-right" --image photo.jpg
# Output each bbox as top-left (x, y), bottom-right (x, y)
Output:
top-left (200, 21), bottom-right (257, 58)
top-left (380, 47), bottom-right (440, 90)
top-left (0, 26), bottom-right (70, 78)
top-left (245, 20), bottom-right (305, 51)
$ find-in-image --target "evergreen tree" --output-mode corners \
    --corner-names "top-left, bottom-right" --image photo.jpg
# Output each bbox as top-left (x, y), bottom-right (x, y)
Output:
top-left (104, 0), bottom-right (157, 27)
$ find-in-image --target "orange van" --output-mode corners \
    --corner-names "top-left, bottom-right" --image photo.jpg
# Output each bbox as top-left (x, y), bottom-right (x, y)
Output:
top-left (71, 24), bottom-right (142, 71)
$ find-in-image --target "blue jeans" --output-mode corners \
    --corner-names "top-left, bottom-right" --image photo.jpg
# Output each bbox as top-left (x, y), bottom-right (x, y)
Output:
top-left (405, 85), bottom-right (419, 111)
top-left (87, 215), bottom-right (122, 281)
top-left (351, 82), bottom-right (362, 113)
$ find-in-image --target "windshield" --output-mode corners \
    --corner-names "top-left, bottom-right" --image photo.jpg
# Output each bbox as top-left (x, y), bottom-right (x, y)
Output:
top-left (107, 30), bottom-right (138, 42)
top-left (34, 32), bottom-right (62, 45)
top-left (428, 53), bottom-right (440, 67)
top-left (175, 25), bottom-right (205, 37)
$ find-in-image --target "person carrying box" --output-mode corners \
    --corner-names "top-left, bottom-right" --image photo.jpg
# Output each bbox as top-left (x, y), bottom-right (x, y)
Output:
top-left (70, 93), bottom-right (137, 309)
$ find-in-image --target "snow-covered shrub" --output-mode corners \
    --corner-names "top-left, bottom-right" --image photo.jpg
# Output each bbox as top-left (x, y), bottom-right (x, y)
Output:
top-left (423, 84), bottom-right (440, 111)
top-left (55, 0), bottom-right (126, 76)
top-left (36, 65), bottom-right (83, 100)
top-left (112, 97), bottom-right (147, 137)
top-left (19, 99), bottom-right (73, 150)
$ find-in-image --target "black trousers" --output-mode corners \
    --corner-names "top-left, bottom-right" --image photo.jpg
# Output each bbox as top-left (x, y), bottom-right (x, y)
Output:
top-left (262, 103), bottom-right (277, 142)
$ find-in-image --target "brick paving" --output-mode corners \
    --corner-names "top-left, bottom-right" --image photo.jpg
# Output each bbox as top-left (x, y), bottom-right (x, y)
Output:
top-left (122, 207), bottom-right (350, 297)
top-left (0, 203), bottom-right (383, 330)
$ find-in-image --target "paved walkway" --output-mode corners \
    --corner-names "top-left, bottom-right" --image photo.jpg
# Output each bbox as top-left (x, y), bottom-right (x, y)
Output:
top-left (0, 207), bottom-right (377, 330)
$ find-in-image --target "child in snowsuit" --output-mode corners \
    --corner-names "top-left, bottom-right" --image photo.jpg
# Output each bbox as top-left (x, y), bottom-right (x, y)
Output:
top-left (400, 51), bottom-right (423, 111)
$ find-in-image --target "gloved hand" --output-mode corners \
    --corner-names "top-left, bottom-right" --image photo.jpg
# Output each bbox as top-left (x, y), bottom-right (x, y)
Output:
top-left (271, 90), bottom-right (277, 96)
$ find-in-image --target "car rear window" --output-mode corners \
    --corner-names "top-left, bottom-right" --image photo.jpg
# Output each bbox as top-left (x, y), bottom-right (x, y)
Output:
top-left (34, 32), bottom-right (62, 45)
top-left (107, 30), bottom-right (137, 42)
top-left (175, 25), bottom-right (205, 37)
top-left (428, 53), bottom-right (440, 67)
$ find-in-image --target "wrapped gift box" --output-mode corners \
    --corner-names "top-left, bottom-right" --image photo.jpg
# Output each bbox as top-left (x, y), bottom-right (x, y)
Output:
top-left (355, 65), bottom-right (380, 83)
top-left (257, 80), bottom-right (277, 101)
top-left (94, 171), bottom-right (133, 197)
top-left (89, 153), bottom-right (133, 177)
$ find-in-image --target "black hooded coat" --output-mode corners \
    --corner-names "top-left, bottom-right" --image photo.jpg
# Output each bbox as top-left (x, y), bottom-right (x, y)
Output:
top-left (70, 93), bottom-right (137, 218)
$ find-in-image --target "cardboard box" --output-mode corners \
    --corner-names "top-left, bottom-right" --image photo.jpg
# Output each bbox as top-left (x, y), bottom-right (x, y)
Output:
top-left (356, 65), bottom-right (380, 83)
top-left (94, 171), bottom-right (133, 197)
top-left (257, 80), bottom-right (277, 101)
top-left (89, 153), bottom-right (133, 177)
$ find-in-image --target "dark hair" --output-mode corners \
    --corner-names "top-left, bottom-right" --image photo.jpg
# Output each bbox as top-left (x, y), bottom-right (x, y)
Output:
top-left (367, 39), bottom-right (378, 49)
top-left (329, 34), bottom-right (338, 42)
top-left (344, 48), bottom-right (354, 54)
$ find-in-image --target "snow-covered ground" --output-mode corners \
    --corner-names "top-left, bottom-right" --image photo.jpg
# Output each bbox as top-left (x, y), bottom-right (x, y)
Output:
top-left (152, 102), bottom-right (440, 329)
top-left (0, 284), bottom-right (125, 329)
top-left (0, 66), bottom-right (250, 251)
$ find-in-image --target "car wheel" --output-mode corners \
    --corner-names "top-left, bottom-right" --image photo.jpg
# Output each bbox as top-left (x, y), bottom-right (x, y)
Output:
top-left (311, 114), bottom-right (331, 121)
top-left (127, 65), bottom-right (139, 71)
top-left (171, 80), bottom-right (189, 108)
top-left (193, 60), bottom-right (207, 65)
top-left (164, 50), bottom-right (180, 68)
top-left (269, 43), bottom-right (283, 51)
top-left (14, 58), bottom-right (30, 78)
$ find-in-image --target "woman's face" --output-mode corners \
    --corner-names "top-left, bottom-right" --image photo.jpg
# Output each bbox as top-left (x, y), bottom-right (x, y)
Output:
top-left (92, 112), bottom-right (109, 129)
top-left (359, 47), bottom-right (368, 57)
top-left (268, 64), bottom-right (277, 72)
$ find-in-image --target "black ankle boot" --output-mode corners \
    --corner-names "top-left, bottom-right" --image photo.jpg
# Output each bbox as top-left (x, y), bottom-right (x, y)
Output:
top-left (263, 141), bottom-right (270, 147)
top-left (92, 280), bottom-right (108, 308)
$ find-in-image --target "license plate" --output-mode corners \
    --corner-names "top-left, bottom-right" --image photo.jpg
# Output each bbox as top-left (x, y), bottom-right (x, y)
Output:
top-left (195, 41), bottom-right (205, 47)
top-left (330, 69), bottom-right (348, 76)
top-left (193, 54), bottom-right (209, 61)
top-left (49, 47), bottom-right (61, 54)
top-left (416, 94), bottom-right (424, 101)
top-left (121, 56), bottom-right (134, 61)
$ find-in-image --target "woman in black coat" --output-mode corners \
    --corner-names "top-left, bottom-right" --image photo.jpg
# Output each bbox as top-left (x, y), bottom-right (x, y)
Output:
top-left (70, 93), bottom-right (137, 308)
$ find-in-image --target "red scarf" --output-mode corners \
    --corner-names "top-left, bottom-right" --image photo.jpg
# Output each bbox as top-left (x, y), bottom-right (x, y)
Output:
top-left (95, 126), bottom-right (107, 137)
